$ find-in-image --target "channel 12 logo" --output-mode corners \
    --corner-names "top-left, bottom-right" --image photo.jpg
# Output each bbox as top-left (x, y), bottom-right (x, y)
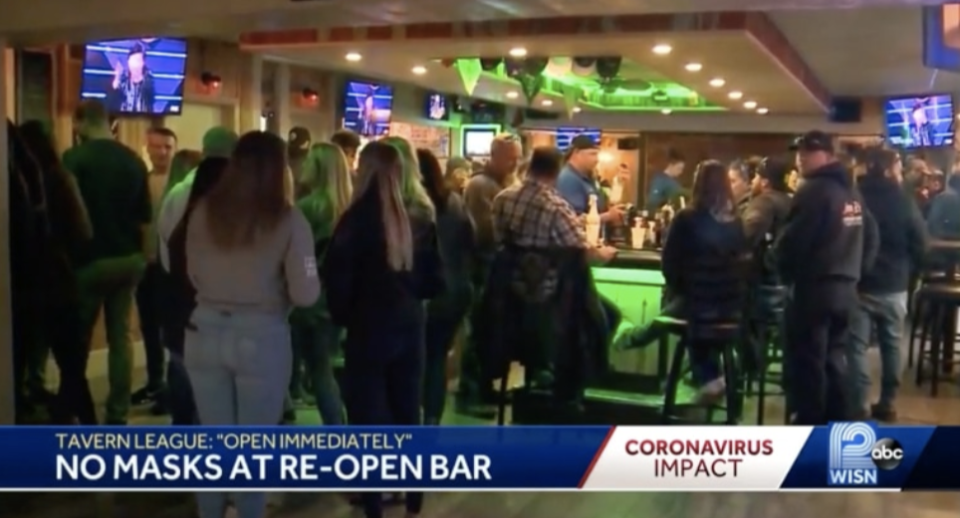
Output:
top-left (827, 422), bottom-right (903, 486)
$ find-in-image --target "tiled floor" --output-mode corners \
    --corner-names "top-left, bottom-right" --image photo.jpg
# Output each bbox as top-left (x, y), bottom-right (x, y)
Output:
top-left (2, 345), bottom-right (959, 518)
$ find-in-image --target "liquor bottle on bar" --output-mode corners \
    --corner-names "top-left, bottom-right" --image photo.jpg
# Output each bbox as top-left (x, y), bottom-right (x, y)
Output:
top-left (585, 194), bottom-right (602, 247)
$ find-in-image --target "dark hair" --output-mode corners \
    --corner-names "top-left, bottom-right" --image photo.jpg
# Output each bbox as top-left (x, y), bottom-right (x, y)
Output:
top-left (73, 99), bottom-right (109, 125)
top-left (416, 148), bottom-right (449, 211)
top-left (527, 146), bottom-right (564, 179)
top-left (692, 160), bottom-right (735, 214)
top-left (864, 147), bottom-right (899, 178)
top-left (147, 126), bottom-right (177, 141)
top-left (129, 43), bottom-right (145, 56)
top-left (730, 156), bottom-right (762, 182)
top-left (667, 149), bottom-right (685, 165)
top-left (187, 156), bottom-right (229, 208)
top-left (331, 129), bottom-right (361, 152)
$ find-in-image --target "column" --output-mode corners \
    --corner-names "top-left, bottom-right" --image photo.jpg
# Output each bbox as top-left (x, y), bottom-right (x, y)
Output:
top-left (273, 63), bottom-right (291, 136)
top-left (236, 53), bottom-right (263, 134)
top-left (0, 40), bottom-right (14, 425)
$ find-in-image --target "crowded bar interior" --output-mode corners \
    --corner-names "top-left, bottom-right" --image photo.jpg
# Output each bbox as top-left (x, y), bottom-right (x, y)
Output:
top-left (3, 1), bottom-right (960, 517)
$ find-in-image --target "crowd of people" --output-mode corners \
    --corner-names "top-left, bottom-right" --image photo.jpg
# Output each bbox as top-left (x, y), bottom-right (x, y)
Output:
top-left (5, 100), bottom-right (960, 517)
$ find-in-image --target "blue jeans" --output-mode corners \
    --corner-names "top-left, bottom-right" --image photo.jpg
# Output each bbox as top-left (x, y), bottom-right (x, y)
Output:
top-left (844, 292), bottom-right (907, 414)
top-left (290, 319), bottom-right (344, 425)
top-left (184, 306), bottom-right (291, 518)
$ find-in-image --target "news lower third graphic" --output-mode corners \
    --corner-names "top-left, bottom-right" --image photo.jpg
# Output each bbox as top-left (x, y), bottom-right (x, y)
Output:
top-left (0, 425), bottom-right (955, 491)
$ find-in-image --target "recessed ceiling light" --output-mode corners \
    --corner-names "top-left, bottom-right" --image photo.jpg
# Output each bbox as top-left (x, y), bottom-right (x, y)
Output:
top-left (505, 91), bottom-right (519, 99)
top-left (661, 109), bottom-right (672, 115)
top-left (411, 65), bottom-right (427, 75)
top-left (345, 52), bottom-right (362, 62)
top-left (684, 63), bottom-right (702, 72)
top-left (757, 107), bottom-right (769, 115)
top-left (728, 91), bottom-right (743, 100)
top-left (743, 100), bottom-right (757, 109)
top-left (509, 47), bottom-right (528, 57)
top-left (541, 99), bottom-right (553, 107)
top-left (573, 106), bottom-right (582, 113)
top-left (652, 44), bottom-right (672, 55)
top-left (709, 78), bottom-right (725, 88)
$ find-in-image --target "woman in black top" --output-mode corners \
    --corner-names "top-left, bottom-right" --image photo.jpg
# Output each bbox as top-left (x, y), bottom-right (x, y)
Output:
top-left (322, 142), bottom-right (443, 518)
top-left (17, 120), bottom-right (96, 424)
top-left (617, 160), bottom-right (747, 403)
top-left (417, 148), bottom-right (476, 424)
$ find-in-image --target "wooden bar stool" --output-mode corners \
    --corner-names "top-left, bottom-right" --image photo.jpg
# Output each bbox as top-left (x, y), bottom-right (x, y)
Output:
top-left (660, 317), bottom-right (742, 425)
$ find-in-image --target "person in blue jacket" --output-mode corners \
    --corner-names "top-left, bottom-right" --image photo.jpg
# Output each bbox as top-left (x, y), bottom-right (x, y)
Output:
top-left (645, 150), bottom-right (687, 212)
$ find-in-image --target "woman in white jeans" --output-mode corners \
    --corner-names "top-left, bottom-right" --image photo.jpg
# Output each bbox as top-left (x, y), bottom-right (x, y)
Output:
top-left (183, 131), bottom-right (320, 518)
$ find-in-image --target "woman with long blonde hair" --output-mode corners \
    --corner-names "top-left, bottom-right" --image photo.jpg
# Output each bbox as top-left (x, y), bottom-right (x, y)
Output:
top-left (287, 142), bottom-right (351, 426)
top-left (185, 131), bottom-right (319, 518)
top-left (380, 136), bottom-right (436, 222)
top-left (322, 142), bottom-right (444, 518)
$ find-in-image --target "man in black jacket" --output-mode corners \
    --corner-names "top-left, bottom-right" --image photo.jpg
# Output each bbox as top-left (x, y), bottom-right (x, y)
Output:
top-left (776, 130), bottom-right (879, 425)
top-left (846, 147), bottom-right (927, 422)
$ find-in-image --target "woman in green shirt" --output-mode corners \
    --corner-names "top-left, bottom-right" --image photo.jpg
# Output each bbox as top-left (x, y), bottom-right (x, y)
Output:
top-left (289, 142), bottom-right (352, 425)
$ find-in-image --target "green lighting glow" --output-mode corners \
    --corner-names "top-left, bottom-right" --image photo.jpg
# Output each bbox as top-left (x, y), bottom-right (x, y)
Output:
top-left (483, 62), bottom-right (726, 112)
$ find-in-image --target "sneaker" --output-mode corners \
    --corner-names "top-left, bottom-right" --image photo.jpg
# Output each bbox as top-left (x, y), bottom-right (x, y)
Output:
top-left (870, 403), bottom-right (897, 422)
top-left (130, 385), bottom-right (163, 406)
top-left (695, 377), bottom-right (726, 406)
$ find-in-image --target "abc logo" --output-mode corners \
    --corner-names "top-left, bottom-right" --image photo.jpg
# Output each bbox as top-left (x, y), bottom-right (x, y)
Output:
top-left (870, 438), bottom-right (904, 470)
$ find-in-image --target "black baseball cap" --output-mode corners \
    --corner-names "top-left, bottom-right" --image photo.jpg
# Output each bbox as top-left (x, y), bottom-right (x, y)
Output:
top-left (789, 130), bottom-right (834, 153)
top-left (288, 126), bottom-right (312, 152)
top-left (569, 134), bottom-right (599, 151)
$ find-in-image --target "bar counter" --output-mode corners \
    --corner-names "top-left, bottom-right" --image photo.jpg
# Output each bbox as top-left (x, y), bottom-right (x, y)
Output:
top-left (593, 248), bottom-right (665, 376)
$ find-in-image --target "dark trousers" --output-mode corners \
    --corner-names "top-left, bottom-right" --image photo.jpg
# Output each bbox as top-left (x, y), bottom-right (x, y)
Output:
top-left (626, 297), bottom-right (720, 385)
top-left (164, 324), bottom-right (197, 426)
top-left (599, 294), bottom-right (622, 343)
top-left (343, 327), bottom-right (425, 518)
top-left (784, 283), bottom-right (855, 425)
top-left (423, 312), bottom-right (466, 423)
top-left (291, 320), bottom-right (344, 425)
top-left (48, 300), bottom-right (97, 424)
top-left (136, 263), bottom-right (166, 389)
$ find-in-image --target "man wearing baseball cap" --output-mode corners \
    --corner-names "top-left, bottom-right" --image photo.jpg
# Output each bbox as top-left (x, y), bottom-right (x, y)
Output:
top-left (776, 130), bottom-right (878, 425)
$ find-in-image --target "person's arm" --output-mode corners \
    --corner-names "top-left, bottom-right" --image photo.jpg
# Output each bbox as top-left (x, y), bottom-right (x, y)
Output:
top-left (860, 204), bottom-right (880, 275)
top-left (157, 187), bottom-right (187, 272)
top-left (133, 157), bottom-right (154, 258)
top-left (741, 195), bottom-right (774, 247)
top-left (776, 183), bottom-right (830, 282)
top-left (905, 193), bottom-right (930, 269)
top-left (414, 222), bottom-right (446, 300)
top-left (926, 194), bottom-right (960, 240)
top-left (552, 202), bottom-right (615, 263)
top-left (463, 178), bottom-right (499, 252)
top-left (283, 208), bottom-right (321, 307)
top-left (660, 211), bottom-right (689, 288)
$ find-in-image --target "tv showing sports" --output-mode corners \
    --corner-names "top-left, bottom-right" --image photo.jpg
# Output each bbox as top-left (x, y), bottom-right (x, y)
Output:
top-left (79, 37), bottom-right (188, 115)
top-left (425, 92), bottom-right (449, 121)
top-left (342, 80), bottom-right (394, 137)
top-left (556, 127), bottom-right (601, 150)
top-left (884, 94), bottom-right (954, 149)
top-left (462, 128), bottom-right (498, 157)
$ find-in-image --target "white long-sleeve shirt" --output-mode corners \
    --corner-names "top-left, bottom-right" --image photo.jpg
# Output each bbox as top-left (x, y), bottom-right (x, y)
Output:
top-left (157, 169), bottom-right (196, 271)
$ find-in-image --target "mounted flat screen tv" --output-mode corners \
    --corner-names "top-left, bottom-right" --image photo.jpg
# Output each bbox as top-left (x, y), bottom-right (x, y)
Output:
top-left (342, 80), bottom-right (394, 137)
top-left (79, 37), bottom-right (188, 115)
top-left (425, 92), bottom-right (449, 121)
top-left (884, 94), bottom-right (955, 149)
top-left (462, 128), bottom-right (498, 157)
top-left (555, 127), bottom-right (601, 150)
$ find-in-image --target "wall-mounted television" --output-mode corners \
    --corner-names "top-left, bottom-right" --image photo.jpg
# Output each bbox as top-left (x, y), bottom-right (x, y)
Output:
top-left (884, 94), bottom-right (955, 149)
top-left (425, 92), bottom-right (449, 121)
top-left (462, 126), bottom-right (500, 157)
top-left (555, 127), bottom-right (601, 150)
top-left (342, 80), bottom-right (394, 137)
top-left (79, 37), bottom-right (188, 116)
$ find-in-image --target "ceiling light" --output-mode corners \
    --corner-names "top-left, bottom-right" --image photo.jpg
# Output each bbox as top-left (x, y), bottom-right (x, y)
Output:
top-left (411, 65), bottom-right (427, 75)
top-left (652, 44), bottom-right (672, 55)
top-left (728, 91), bottom-right (743, 100)
top-left (684, 63), bottom-right (702, 72)
top-left (509, 47), bottom-right (527, 57)
top-left (661, 109), bottom-right (672, 115)
top-left (573, 106), bottom-right (582, 113)
top-left (743, 100), bottom-right (757, 109)
top-left (757, 107), bottom-right (769, 115)
top-left (345, 52), bottom-right (362, 62)
top-left (709, 78), bottom-right (725, 88)
top-left (541, 99), bottom-right (553, 107)
top-left (505, 91), bottom-right (519, 99)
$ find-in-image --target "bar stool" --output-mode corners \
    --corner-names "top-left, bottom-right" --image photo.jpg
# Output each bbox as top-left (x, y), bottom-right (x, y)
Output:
top-left (660, 317), bottom-right (742, 425)
top-left (743, 311), bottom-right (786, 425)
top-left (907, 271), bottom-right (952, 368)
top-left (913, 283), bottom-right (960, 396)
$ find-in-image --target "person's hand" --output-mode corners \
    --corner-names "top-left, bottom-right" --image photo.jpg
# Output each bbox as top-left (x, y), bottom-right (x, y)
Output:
top-left (604, 205), bottom-right (625, 224)
top-left (112, 63), bottom-right (123, 89)
top-left (597, 246), bottom-right (617, 262)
